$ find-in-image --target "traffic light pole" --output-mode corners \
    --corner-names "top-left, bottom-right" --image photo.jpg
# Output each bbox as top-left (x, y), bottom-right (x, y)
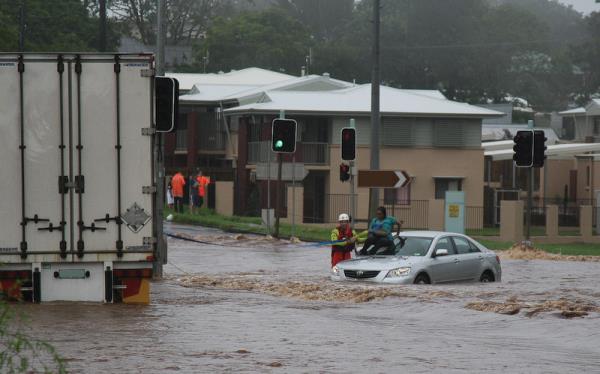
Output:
top-left (526, 167), bottom-right (533, 241)
top-left (525, 120), bottom-right (534, 243)
top-left (349, 119), bottom-right (357, 228)
top-left (350, 160), bottom-right (356, 228)
top-left (274, 153), bottom-right (283, 238)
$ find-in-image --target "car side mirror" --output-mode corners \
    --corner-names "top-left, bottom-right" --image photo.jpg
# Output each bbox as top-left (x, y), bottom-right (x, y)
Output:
top-left (433, 248), bottom-right (449, 257)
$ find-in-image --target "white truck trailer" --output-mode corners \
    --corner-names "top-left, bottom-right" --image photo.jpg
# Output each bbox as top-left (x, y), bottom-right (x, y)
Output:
top-left (0, 53), bottom-right (174, 303)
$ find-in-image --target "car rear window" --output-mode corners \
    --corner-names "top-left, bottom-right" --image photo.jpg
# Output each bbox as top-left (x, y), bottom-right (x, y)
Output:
top-left (394, 237), bottom-right (433, 257)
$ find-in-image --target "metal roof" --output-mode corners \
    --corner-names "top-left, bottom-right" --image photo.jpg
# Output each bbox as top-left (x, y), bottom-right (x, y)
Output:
top-left (558, 99), bottom-right (600, 116)
top-left (224, 84), bottom-right (503, 118)
top-left (179, 74), bottom-right (354, 104)
top-left (179, 84), bottom-right (260, 103)
top-left (166, 68), bottom-right (295, 91)
top-left (482, 126), bottom-right (559, 143)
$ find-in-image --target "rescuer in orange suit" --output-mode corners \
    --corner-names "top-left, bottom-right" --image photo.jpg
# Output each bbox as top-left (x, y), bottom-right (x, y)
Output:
top-left (192, 170), bottom-right (211, 214)
top-left (330, 213), bottom-right (364, 267)
top-left (171, 171), bottom-right (186, 213)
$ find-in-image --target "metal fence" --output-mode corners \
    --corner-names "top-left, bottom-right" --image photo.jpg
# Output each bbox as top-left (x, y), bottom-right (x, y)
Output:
top-left (380, 199), bottom-right (429, 229)
top-left (315, 195), bottom-right (429, 228)
top-left (466, 206), bottom-right (499, 236)
top-left (248, 141), bottom-right (276, 163)
top-left (466, 206), bottom-right (485, 230)
top-left (301, 142), bottom-right (329, 164)
top-left (175, 128), bottom-right (187, 151)
top-left (323, 194), bottom-right (355, 224)
top-left (198, 127), bottom-right (226, 151)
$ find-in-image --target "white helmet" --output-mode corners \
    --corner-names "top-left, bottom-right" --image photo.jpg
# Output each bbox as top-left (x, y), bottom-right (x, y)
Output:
top-left (338, 213), bottom-right (350, 222)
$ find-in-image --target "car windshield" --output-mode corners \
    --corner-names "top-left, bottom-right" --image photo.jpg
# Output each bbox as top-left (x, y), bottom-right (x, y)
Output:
top-left (393, 237), bottom-right (433, 257)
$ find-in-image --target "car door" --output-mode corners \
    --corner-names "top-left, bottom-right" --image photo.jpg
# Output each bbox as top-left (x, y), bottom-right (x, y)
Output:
top-left (451, 236), bottom-right (481, 280)
top-left (428, 236), bottom-right (460, 283)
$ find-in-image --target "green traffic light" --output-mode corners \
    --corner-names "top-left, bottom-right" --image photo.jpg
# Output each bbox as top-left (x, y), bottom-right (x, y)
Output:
top-left (275, 140), bottom-right (284, 149)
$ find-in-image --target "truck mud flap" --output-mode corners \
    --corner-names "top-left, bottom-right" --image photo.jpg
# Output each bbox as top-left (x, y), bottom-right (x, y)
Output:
top-left (32, 267), bottom-right (41, 303)
top-left (113, 268), bottom-right (152, 304)
top-left (0, 270), bottom-right (32, 301)
top-left (105, 266), bottom-right (113, 303)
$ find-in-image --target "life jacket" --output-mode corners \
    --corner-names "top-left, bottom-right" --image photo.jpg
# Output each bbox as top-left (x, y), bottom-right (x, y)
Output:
top-left (196, 176), bottom-right (210, 197)
top-left (171, 173), bottom-right (185, 197)
top-left (333, 225), bottom-right (355, 253)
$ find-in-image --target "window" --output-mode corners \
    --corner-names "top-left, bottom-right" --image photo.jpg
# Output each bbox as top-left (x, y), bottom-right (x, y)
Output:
top-left (434, 237), bottom-right (455, 254)
top-left (393, 237), bottom-right (433, 257)
top-left (587, 166), bottom-right (591, 187)
top-left (434, 178), bottom-right (462, 199)
top-left (468, 241), bottom-right (481, 253)
top-left (594, 117), bottom-right (600, 136)
top-left (384, 184), bottom-right (411, 205)
top-left (175, 114), bottom-right (188, 151)
top-left (452, 237), bottom-right (472, 254)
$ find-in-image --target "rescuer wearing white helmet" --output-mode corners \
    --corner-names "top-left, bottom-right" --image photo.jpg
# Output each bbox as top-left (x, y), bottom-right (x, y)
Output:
top-left (330, 213), bottom-right (364, 267)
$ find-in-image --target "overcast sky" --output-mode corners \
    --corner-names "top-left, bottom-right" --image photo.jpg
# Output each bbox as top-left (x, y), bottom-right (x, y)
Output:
top-left (558, 0), bottom-right (600, 14)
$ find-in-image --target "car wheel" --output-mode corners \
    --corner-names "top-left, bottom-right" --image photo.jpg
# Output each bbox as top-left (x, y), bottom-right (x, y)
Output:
top-left (413, 273), bottom-right (430, 285)
top-left (480, 270), bottom-right (495, 283)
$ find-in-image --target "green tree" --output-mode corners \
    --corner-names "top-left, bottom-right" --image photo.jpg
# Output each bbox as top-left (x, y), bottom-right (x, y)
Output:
top-left (0, 0), bottom-right (119, 52)
top-left (275, 0), bottom-right (354, 41)
top-left (198, 7), bottom-right (312, 74)
top-left (109, 0), bottom-right (240, 45)
top-left (571, 11), bottom-right (600, 103)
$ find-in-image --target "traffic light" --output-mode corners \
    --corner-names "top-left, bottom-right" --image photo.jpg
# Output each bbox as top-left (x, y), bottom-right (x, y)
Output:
top-left (339, 163), bottom-right (350, 182)
top-left (533, 130), bottom-right (547, 168)
top-left (155, 77), bottom-right (179, 132)
top-left (513, 130), bottom-right (534, 167)
top-left (271, 118), bottom-right (297, 153)
top-left (341, 127), bottom-right (356, 161)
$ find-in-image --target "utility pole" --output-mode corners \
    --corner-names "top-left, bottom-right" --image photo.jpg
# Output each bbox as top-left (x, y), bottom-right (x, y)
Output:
top-left (350, 118), bottom-right (357, 228)
top-left (18, 0), bottom-right (25, 52)
top-left (99, 0), bottom-right (107, 52)
top-left (368, 0), bottom-right (381, 219)
top-left (154, 0), bottom-right (166, 278)
top-left (156, 0), bottom-right (166, 75)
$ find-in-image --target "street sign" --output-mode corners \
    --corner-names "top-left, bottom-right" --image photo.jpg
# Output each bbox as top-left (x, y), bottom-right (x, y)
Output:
top-left (357, 170), bottom-right (410, 188)
top-left (256, 163), bottom-right (307, 181)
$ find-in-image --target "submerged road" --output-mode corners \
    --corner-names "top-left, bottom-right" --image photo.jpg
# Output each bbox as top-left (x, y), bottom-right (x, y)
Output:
top-left (15, 223), bottom-right (600, 373)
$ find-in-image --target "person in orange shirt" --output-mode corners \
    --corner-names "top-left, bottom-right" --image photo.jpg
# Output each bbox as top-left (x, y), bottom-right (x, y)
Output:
top-left (171, 171), bottom-right (186, 213)
top-left (192, 170), bottom-right (210, 214)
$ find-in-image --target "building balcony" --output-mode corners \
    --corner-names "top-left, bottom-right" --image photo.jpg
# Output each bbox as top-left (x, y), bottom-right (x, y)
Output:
top-left (247, 141), bottom-right (329, 165)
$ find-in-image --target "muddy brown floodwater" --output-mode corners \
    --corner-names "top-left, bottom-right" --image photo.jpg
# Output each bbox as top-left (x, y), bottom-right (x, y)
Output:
top-left (13, 223), bottom-right (600, 373)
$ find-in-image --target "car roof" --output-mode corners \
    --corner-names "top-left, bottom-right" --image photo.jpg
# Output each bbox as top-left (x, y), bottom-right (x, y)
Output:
top-left (398, 231), bottom-right (467, 239)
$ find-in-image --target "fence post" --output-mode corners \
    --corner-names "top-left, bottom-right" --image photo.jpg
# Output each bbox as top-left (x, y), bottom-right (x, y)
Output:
top-left (545, 205), bottom-right (558, 239)
top-left (500, 200), bottom-right (523, 243)
top-left (580, 205), bottom-right (593, 241)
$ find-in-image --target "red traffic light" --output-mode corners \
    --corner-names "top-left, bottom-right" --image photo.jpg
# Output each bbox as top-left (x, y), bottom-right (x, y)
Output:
top-left (339, 163), bottom-right (350, 182)
top-left (341, 127), bottom-right (356, 161)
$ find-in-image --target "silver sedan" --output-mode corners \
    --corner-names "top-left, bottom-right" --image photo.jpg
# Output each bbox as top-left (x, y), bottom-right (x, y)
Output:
top-left (331, 231), bottom-right (502, 284)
